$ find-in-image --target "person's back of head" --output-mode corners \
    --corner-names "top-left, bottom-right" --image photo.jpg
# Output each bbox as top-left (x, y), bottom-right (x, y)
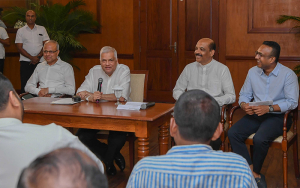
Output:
top-left (172, 89), bottom-right (221, 144)
top-left (17, 148), bottom-right (108, 188)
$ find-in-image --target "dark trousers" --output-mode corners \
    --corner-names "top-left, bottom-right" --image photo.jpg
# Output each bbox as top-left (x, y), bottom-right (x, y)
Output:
top-left (20, 61), bottom-right (38, 93)
top-left (76, 129), bottom-right (127, 166)
top-left (210, 137), bottom-right (222, 150)
top-left (228, 113), bottom-right (292, 174)
top-left (0, 58), bottom-right (4, 73)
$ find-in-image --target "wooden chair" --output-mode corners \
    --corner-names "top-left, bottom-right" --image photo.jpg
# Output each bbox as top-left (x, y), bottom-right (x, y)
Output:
top-left (228, 105), bottom-right (300, 188)
top-left (171, 103), bottom-right (232, 152)
top-left (97, 70), bottom-right (149, 171)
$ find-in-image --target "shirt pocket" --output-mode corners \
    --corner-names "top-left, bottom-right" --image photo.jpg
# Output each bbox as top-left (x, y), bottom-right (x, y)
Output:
top-left (37, 33), bottom-right (44, 44)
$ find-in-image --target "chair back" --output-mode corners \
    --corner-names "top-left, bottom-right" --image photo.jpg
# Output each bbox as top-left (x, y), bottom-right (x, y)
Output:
top-left (129, 70), bottom-right (149, 102)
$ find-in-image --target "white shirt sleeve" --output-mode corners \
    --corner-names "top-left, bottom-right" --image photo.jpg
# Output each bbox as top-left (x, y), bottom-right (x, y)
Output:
top-left (24, 66), bottom-right (41, 95)
top-left (77, 68), bottom-right (95, 93)
top-left (173, 66), bottom-right (189, 100)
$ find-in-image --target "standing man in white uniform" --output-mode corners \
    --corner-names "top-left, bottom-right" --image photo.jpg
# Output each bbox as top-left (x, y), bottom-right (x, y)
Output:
top-left (0, 26), bottom-right (9, 73)
top-left (15, 10), bottom-right (50, 93)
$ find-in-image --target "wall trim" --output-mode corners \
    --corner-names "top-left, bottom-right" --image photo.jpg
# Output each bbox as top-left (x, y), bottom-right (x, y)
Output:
top-left (6, 52), bottom-right (134, 59)
top-left (226, 55), bottom-right (300, 61)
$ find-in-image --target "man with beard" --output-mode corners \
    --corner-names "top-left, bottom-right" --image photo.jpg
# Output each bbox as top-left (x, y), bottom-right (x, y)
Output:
top-left (173, 38), bottom-right (235, 150)
top-left (0, 74), bottom-right (104, 188)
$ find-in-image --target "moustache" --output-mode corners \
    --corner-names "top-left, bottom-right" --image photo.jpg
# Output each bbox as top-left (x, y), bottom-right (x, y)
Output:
top-left (195, 53), bottom-right (202, 57)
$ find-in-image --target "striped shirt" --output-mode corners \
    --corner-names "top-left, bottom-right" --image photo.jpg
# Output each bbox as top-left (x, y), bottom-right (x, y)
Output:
top-left (127, 144), bottom-right (257, 188)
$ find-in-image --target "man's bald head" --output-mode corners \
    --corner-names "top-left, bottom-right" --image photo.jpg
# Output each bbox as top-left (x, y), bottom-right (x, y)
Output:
top-left (17, 148), bottom-right (108, 188)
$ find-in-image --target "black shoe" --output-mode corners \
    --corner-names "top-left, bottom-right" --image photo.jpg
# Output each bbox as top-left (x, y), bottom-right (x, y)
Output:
top-left (114, 153), bottom-right (125, 171)
top-left (255, 174), bottom-right (267, 188)
top-left (106, 164), bottom-right (117, 176)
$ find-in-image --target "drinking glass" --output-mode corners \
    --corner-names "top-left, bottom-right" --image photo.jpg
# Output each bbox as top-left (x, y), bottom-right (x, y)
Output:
top-left (114, 89), bottom-right (123, 105)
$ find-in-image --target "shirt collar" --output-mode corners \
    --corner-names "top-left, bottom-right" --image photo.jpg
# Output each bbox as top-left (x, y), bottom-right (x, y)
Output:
top-left (259, 62), bottom-right (281, 77)
top-left (46, 57), bottom-right (61, 66)
top-left (197, 59), bottom-right (214, 68)
top-left (166, 144), bottom-right (212, 155)
top-left (0, 118), bottom-right (22, 127)
top-left (25, 24), bottom-right (36, 30)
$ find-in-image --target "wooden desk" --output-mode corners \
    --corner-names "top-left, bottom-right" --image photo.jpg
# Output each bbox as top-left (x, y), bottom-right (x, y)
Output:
top-left (22, 98), bottom-right (174, 160)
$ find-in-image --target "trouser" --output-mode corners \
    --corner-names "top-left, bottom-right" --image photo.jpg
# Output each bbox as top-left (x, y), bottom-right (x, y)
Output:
top-left (210, 137), bottom-right (222, 150)
top-left (76, 128), bottom-right (127, 166)
top-left (20, 61), bottom-right (38, 93)
top-left (0, 58), bottom-right (4, 73)
top-left (228, 113), bottom-right (292, 174)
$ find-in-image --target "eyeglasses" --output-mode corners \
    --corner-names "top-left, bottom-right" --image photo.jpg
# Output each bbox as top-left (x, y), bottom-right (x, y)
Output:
top-left (255, 51), bottom-right (272, 58)
top-left (43, 50), bottom-right (58, 54)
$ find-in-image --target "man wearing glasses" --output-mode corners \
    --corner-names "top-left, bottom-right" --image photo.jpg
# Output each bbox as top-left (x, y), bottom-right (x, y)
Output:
top-left (25, 40), bottom-right (75, 97)
top-left (228, 41), bottom-right (299, 188)
top-left (15, 10), bottom-right (50, 93)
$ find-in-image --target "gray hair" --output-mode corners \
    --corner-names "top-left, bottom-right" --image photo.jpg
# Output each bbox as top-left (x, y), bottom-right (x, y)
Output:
top-left (100, 46), bottom-right (118, 60)
top-left (44, 40), bottom-right (59, 50)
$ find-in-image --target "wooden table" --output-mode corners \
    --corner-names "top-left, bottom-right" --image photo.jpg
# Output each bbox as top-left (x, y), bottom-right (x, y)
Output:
top-left (22, 97), bottom-right (174, 161)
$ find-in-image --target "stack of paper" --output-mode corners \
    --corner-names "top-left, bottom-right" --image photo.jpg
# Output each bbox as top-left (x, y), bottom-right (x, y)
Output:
top-left (116, 102), bottom-right (147, 111)
top-left (51, 98), bottom-right (81, 105)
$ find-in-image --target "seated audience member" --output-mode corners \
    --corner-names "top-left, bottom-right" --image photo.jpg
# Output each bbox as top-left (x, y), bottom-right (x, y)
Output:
top-left (228, 41), bottom-right (299, 188)
top-left (25, 40), bottom-right (75, 97)
top-left (0, 73), bottom-right (104, 188)
top-left (76, 46), bottom-right (130, 176)
top-left (17, 148), bottom-right (108, 188)
top-left (173, 38), bottom-right (235, 150)
top-left (127, 90), bottom-right (256, 188)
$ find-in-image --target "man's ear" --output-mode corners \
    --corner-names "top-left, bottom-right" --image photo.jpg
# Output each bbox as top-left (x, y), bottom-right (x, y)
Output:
top-left (210, 49), bottom-right (215, 57)
top-left (170, 117), bottom-right (178, 137)
top-left (9, 91), bottom-right (21, 108)
top-left (211, 122), bottom-right (223, 141)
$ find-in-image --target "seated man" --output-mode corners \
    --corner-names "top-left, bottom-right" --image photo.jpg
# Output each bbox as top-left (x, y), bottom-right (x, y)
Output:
top-left (25, 40), bottom-right (75, 97)
top-left (127, 90), bottom-right (256, 188)
top-left (0, 73), bottom-right (104, 188)
top-left (173, 38), bottom-right (235, 150)
top-left (228, 41), bottom-right (299, 188)
top-left (76, 46), bottom-right (130, 176)
top-left (17, 148), bottom-right (108, 188)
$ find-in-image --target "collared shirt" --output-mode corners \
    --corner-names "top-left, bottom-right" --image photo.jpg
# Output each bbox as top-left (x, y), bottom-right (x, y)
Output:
top-left (0, 27), bottom-right (8, 59)
top-left (0, 20), bottom-right (7, 29)
top-left (173, 59), bottom-right (236, 106)
top-left (127, 144), bottom-right (257, 188)
top-left (25, 58), bottom-right (75, 96)
top-left (239, 63), bottom-right (299, 113)
top-left (77, 64), bottom-right (131, 100)
top-left (0, 118), bottom-right (104, 188)
top-left (15, 24), bottom-right (49, 62)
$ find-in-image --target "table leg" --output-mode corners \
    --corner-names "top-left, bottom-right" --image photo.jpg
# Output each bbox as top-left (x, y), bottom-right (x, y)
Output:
top-left (159, 122), bottom-right (169, 155)
top-left (137, 137), bottom-right (149, 161)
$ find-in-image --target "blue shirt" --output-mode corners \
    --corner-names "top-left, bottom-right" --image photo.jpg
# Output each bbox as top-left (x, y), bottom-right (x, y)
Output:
top-left (126, 144), bottom-right (257, 188)
top-left (239, 63), bottom-right (299, 113)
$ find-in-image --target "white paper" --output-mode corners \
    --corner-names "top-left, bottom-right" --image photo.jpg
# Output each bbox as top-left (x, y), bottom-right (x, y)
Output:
top-left (51, 98), bottom-right (81, 105)
top-left (125, 102), bottom-right (147, 106)
top-left (117, 104), bottom-right (141, 110)
top-left (249, 100), bottom-right (273, 106)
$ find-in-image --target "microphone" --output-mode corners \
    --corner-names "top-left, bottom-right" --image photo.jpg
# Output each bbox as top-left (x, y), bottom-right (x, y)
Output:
top-left (96, 78), bottom-right (103, 103)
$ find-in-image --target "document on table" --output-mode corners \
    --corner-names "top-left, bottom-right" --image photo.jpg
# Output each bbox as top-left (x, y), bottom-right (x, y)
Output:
top-left (51, 98), bottom-right (81, 105)
top-left (249, 100), bottom-right (273, 106)
top-left (116, 102), bottom-right (147, 111)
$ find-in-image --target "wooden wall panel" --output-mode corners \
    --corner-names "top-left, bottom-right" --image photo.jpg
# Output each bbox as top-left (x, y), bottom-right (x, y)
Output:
top-left (3, 0), bottom-right (135, 91)
top-left (222, 0), bottom-right (300, 105)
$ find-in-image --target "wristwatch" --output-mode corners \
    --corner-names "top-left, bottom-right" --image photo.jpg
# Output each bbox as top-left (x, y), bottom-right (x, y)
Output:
top-left (269, 105), bottom-right (274, 112)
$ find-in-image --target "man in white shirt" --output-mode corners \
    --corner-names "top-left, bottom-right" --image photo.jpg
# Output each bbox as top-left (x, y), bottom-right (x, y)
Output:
top-left (173, 38), bottom-right (236, 150)
top-left (15, 10), bottom-right (50, 93)
top-left (0, 73), bottom-right (104, 188)
top-left (25, 40), bottom-right (75, 97)
top-left (0, 26), bottom-right (9, 73)
top-left (76, 46), bottom-right (130, 176)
